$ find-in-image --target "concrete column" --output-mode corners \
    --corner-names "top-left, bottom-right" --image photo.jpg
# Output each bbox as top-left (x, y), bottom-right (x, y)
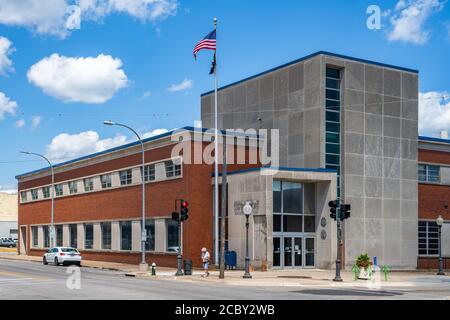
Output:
top-left (132, 167), bottom-right (142, 184)
top-left (92, 176), bottom-right (101, 191)
top-left (62, 184), bottom-right (70, 197)
top-left (155, 163), bottom-right (165, 181)
top-left (77, 224), bottom-right (85, 250)
top-left (111, 221), bottom-right (121, 251)
top-left (63, 225), bottom-right (70, 247)
top-left (155, 218), bottom-right (167, 252)
top-left (38, 226), bottom-right (44, 248)
top-left (132, 220), bottom-right (141, 252)
top-left (93, 222), bottom-right (101, 250)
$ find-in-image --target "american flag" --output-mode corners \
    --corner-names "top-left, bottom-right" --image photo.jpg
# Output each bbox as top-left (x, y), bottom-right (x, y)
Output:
top-left (193, 29), bottom-right (216, 60)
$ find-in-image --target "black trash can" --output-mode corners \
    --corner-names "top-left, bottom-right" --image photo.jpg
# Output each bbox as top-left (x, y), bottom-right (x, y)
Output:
top-left (184, 259), bottom-right (192, 275)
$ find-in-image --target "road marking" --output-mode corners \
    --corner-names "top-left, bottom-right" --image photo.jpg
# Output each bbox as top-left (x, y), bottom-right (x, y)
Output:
top-left (0, 269), bottom-right (49, 280)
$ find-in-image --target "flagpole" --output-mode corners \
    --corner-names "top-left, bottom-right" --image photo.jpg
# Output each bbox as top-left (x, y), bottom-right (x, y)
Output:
top-left (213, 17), bottom-right (220, 266)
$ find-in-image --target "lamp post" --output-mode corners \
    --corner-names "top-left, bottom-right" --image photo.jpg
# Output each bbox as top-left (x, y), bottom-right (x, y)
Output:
top-left (243, 202), bottom-right (252, 279)
top-left (436, 214), bottom-right (445, 276)
top-left (20, 151), bottom-right (55, 248)
top-left (104, 120), bottom-right (148, 271)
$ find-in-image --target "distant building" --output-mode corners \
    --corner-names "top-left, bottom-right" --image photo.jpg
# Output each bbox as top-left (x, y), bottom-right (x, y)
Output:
top-left (0, 192), bottom-right (18, 239)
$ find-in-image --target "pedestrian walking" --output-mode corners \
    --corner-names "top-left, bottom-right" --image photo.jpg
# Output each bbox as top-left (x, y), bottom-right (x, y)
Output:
top-left (201, 247), bottom-right (210, 277)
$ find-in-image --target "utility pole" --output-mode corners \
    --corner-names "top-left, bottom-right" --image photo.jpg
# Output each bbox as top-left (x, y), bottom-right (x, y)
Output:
top-left (333, 198), bottom-right (343, 282)
top-left (219, 137), bottom-right (227, 279)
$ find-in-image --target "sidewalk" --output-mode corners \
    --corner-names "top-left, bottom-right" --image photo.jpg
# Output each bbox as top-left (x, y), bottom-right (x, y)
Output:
top-left (2, 253), bottom-right (448, 288)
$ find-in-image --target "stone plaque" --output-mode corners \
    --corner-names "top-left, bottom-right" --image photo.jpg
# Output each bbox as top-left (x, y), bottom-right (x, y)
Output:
top-left (320, 217), bottom-right (327, 227)
top-left (320, 229), bottom-right (327, 240)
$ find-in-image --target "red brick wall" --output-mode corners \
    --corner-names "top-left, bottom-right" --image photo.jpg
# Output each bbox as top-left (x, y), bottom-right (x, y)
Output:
top-left (419, 148), bottom-right (450, 165)
top-left (418, 257), bottom-right (450, 270)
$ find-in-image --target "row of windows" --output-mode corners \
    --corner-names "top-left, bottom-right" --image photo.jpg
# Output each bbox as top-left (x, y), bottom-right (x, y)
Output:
top-left (21, 159), bottom-right (182, 203)
top-left (418, 164), bottom-right (440, 183)
top-left (31, 219), bottom-right (179, 252)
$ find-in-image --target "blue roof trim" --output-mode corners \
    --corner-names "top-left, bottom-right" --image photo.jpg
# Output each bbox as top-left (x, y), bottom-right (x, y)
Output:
top-left (215, 166), bottom-right (337, 177)
top-left (201, 51), bottom-right (419, 97)
top-left (419, 135), bottom-right (450, 145)
top-left (15, 126), bottom-right (260, 179)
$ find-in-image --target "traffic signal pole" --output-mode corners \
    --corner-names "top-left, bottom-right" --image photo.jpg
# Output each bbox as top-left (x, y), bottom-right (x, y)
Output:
top-left (333, 199), bottom-right (343, 282)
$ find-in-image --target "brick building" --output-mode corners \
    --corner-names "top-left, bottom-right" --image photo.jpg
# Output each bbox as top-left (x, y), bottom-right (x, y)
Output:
top-left (16, 51), bottom-right (450, 270)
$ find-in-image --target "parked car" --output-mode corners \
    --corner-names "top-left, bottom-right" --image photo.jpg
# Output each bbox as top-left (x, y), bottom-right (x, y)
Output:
top-left (0, 237), bottom-right (16, 248)
top-left (43, 247), bottom-right (81, 266)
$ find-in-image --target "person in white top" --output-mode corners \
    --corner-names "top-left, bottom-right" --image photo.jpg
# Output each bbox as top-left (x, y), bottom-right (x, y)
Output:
top-left (201, 247), bottom-right (210, 277)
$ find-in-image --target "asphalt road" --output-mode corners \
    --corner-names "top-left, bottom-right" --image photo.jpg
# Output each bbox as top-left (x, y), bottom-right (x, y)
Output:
top-left (0, 259), bottom-right (449, 300)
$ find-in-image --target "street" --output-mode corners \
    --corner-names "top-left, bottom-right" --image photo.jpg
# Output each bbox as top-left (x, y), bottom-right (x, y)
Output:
top-left (0, 259), bottom-right (449, 300)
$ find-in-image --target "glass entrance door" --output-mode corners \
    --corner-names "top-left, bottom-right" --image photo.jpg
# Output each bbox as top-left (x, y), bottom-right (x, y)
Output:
top-left (273, 236), bottom-right (313, 268)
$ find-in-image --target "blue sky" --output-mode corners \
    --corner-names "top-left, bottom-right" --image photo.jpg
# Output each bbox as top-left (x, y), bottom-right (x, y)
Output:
top-left (0, 0), bottom-right (449, 191)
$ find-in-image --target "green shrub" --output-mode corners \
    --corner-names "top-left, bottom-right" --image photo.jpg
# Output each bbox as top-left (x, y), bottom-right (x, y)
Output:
top-left (356, 253), bottom-right (370, 269)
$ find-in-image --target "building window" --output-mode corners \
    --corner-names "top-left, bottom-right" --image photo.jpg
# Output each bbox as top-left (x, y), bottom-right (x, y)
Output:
top-left (32, 226), bottom-right (38, 247)
top-left (43, 226), bottom-right (50, 248)
top-left (145, 219), bottom-right (155, 251)
top-left (101, 174), bottom-right (112, 189)
top-left (120, 221), bottom-right (132, 250)
top-left (165, 159), bottom-right (181, 178)
top-left (31, 189), bottom-right (38, 200)
top-left (272, 180), bottom-right (315, 233)
top-left (167, 219), bottom-right (179, 252)
top-left (418, 221), bottom-right (439, 255)
top-left (68, 181), bottom-right (78, 194)
top-left (85, 224), bottom-right (93, 249)
top-left (142, 164), bottom-right (156, 182)
top-left (119, 170), bottom-right (132, 186)
top-left (84, 178), bottom-right (94, 192)
top-left (69, 224), bottom-right (77, 248)
top-left (325, 67), bottom-right (341, 197)
top-left (20, 191), bottom-right (27, 202)
top-left (418, 164), bottom-right (440, 183)
top-left (42, 187), bottom-right (50, 199)
top-left (55, 184), bottom-right (63, 197)
top-left (101, 222), bottom-right (111, 250)
top-left (55, 225), bottom-right (63, 246)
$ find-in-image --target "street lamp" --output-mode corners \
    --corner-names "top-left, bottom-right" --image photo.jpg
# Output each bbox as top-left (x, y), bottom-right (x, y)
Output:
top-left (436, 214), bottom-right (445, 276)
top-left (20, 151), bottom-right (55, 248)
top-left (104, 120), bottom-right (148, 271)
top-left (243, 202), bottom-right (252, 279)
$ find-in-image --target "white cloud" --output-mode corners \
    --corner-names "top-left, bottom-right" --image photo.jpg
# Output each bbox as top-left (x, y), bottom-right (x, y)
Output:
top-left (31, 115), bottom-right (42, 129)
top-left (27, 53), bottom-right (128, 104)
top-left (15, 119), bottom-right (25, 128)
top-left (0, 36), bottom-right (14, 76)
top-left (419, 91), bottom-right (450, 136)
top-left (0, 186), bottom-right (17, 195)
top-left (0, 91), bottom-right (17, 120)
top-left (46, 127), bottom-right (169, 161)
top-left (387, 0), bottom-right (444, 44)
top-left (167, 78), bottom-right (193, 92)
top-left (137, 90), bottom-right (151, 100)
top-left (0, 0), bottom-right (178, 38)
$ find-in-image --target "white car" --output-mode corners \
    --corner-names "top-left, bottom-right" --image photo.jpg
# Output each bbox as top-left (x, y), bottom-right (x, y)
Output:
top-left (43, 247), bottom-right (81, 266)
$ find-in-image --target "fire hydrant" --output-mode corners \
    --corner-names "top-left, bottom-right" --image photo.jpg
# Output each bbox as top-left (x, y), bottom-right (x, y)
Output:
top-left (151, 262), bottom-right (156, 276)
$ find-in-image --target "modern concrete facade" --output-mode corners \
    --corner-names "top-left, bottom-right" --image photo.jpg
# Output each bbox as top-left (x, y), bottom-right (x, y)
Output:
top-left (201, 51), bottom-right (419, 269)
top-left (0, 192), bottom-right (18, 238)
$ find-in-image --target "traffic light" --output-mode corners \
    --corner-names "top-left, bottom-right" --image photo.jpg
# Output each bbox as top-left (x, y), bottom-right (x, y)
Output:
top-left (180, 201), bottom-right (189, 221)
top-left (329, 200), bottom-right (338, 220)
top-left (340, 204), bottom-right (351, 220)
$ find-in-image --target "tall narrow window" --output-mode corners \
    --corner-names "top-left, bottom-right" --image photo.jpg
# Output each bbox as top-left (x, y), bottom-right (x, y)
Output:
top-left (68, 181), bottom-right (78, 194)
top-left (101, 174), bottom-right (112, 189)
top-left (145, 219), bottom-right (155, 251)
top-left (42, 186), bottom-right (50, 199)
top-left (20, 191), bottom-right (27, 202)
top-left (418, 221), bottom-right (439, 255)
top-left (167, 220), bottom-right (179, 252)
top-left (55, 225), bottom-right (63, 246)
top-left (32, 226), bottom-right (38, 247)
top-left (325, 67), bottom-right (342, 197)
top-left (31, 189), bottom-right (38, 200)
top-left (84, 224), bottom-right (93, 249)
top-left (120, 221), bottom-right (132, 250)
top-left (142, 164), bottom-right (156, 182)
top-left (69, 224), bottom-right (77, 248)
top-left (101, 222), bottom-right (111, 250)
top-left (43, 226), bottom-right (50, 248)
top-left (84, 178), bottom-right (94, 192)
top-left (55, 184), bottom-right (63, 197)
top-left (119, 170), bottom-right (132, 186)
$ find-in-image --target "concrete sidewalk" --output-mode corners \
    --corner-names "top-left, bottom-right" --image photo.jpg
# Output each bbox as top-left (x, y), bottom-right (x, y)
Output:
top-left (2, 253), bottom-right (448, 289)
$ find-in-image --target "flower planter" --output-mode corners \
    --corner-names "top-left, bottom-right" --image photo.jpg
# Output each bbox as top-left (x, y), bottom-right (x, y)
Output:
top-left (358, 267), bottom-right (370, 280)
